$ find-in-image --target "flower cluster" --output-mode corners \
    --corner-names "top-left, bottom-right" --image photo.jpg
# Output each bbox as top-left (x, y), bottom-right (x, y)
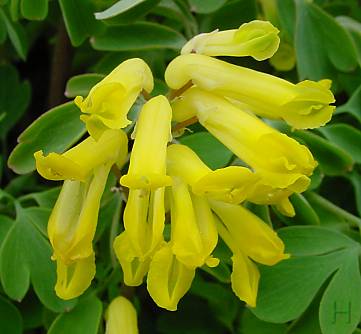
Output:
top-left (34, 20), bottom-right (335, 312)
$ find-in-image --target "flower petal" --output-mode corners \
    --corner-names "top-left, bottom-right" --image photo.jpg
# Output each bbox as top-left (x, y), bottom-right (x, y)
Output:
top-left (147, 244), bottom-right (195, 311)
top-left (55, 253), bottom-right (96, 300)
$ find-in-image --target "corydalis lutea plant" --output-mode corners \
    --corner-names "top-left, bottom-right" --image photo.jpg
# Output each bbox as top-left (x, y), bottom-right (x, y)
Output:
top-left (32, 20), bottom-right (335, 315)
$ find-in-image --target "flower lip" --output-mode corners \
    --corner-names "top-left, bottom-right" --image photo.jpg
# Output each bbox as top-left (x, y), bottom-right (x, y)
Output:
top-left (75, 58), bottom-right (154, 137)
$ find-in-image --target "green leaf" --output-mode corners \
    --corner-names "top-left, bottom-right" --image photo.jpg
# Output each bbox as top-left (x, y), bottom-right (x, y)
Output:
top-left (292, 130), bottom-right (354, 176)
top-left (320, 249), bottom-right (361, 334)
top-left (276, 0), bottom-right (295, 43)
top-left (8, 102), bottom-right (86, 174)
top-left (0, 13), bottom-right (7, 43)
top-left (0, 65), bottom-right (31, 139)
top-left (95, 0), bottom-right (148, 19)
top-left (336, 84), bottom-right (361, 123)
top-left (48, 295), bottom-right (102, 334)
top-left (309, 166), bottom-right (323, 190)
top-left (295, 0), bottom-right (358, 82)
top-left (20, 0), bottom-right (48, 20)
top-left (337, 16), bottom-right (361, 68)
top-left (287, 287), bottom-right (323, 334)
top-left (91, 22), bottom-right (186, 51)
top-left (0, 215), bottom-right (13, 247)
top-left (10, 0), bottom-right (20, 21)
top-left (179, 132), bottom-right (233, 169)
top-left (188, 0), bottom-right (227, 14)
top-left (65, 74), bottom-right (104, 98)
top-left (20, 187), bottom-right (61, 209)
top-left (239, 308), bottom-right (286, 334)
top-left (0, 207), bottom-right (75, 311)
top-left (4, 174), bottom-right (37, 197)
top-left (0, 295), bottom-right (22, 334)
top-left (252, 226), bottom-right (360, 325)
top-left (318, 124), bottom-right (361, 164)
top-left (0, 7), bottom-right (28, 60)
top-left (19, 207), bottom-right (51, 237)
top-left (59, 0), bottom-right (103, 46)
top-left (95, 0), bottom-right (160, 23)
top-left (278, 226), bottom-right (358, 257)
top-left (151, 0), bottom-right (188, 24)
top-left (252, 253), bottom-right (339, 323)
top-left (206, 0), bottom-right (257, 31)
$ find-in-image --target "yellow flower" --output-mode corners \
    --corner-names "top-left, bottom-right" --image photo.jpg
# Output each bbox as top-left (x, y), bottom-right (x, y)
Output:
top-left (113, 232), bottom-right (151, 287)
top-left (118, 95), bottom-right (172, 260)
top-left (211, 200), bottom-right (290, 306)
top-left (169, 177), bottom-right (218, 268)
top-left (105, 296), bottom-right (139, 334)
top-left (75, 58), bottom-right (153, 138)
top-left (147, 244), bottom-right (195, 311)
top-left (48, 162), bottom-right (112, 265)
top-left (34, 129), bottom-right (128, 181)
top-left (211, 200), bottom-right (289, 265)
top-left (165, 54), bottom-right (335, 129)
top-left (123, 188), bottom-right (165, 259)
top-left (181, 20), bottom-right (279, 61)
top-left (213, 215), bottom-right (260, 307)
top-left (171, 88), bottom-right (317, 203)
top-left (167, 144), bottom-right (258, 204)
top-left (55, 254), bottom-right (95, 300)
top-left (120, 95), bottom-right (172, 189)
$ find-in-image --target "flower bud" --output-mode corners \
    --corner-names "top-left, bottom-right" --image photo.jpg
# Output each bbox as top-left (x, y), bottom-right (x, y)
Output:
top-left (181, 20), bottom-right (280, 61)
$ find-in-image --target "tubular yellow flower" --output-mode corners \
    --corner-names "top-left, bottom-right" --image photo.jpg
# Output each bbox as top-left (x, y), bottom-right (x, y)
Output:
top-left (55, 254), bottom-right (96, 300)
top-left (123, 188), bottom-right (165, 259)
top-left (165, 54), bottom-right (335, 129)
top-left (171, 88), bottom-right (317, 197)
top-left (147, 244), bottom-right (195, 311)
top-left (48, 162), bottom-right (112, 265)
top-left (74, 58), bottom-right (153, 138)
top-left (211, 200), bottom-right (290, 265)
top-left (214, 216), bottom-right (259, 307)
top-left (167, 144), bottom-right (258, 204)
top-left (34, 129), bottom-right (128, 181)
top-left (169, 177), bottom-right (218, 268)
top-left (105, 296), bottom-right (139, 334)
top-left (113, 232), bottom-right (151, 286)
top-left (181, 20), bottom-right (280, 61)
top-left (120, 95), bottom-right (172, 189)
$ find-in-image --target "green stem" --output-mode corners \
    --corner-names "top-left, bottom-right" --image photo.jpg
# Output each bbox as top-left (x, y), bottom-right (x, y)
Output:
top-left (109, 196), bottom-right (123, 268)
top-left (306, 192), bottom-right (361, 230)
